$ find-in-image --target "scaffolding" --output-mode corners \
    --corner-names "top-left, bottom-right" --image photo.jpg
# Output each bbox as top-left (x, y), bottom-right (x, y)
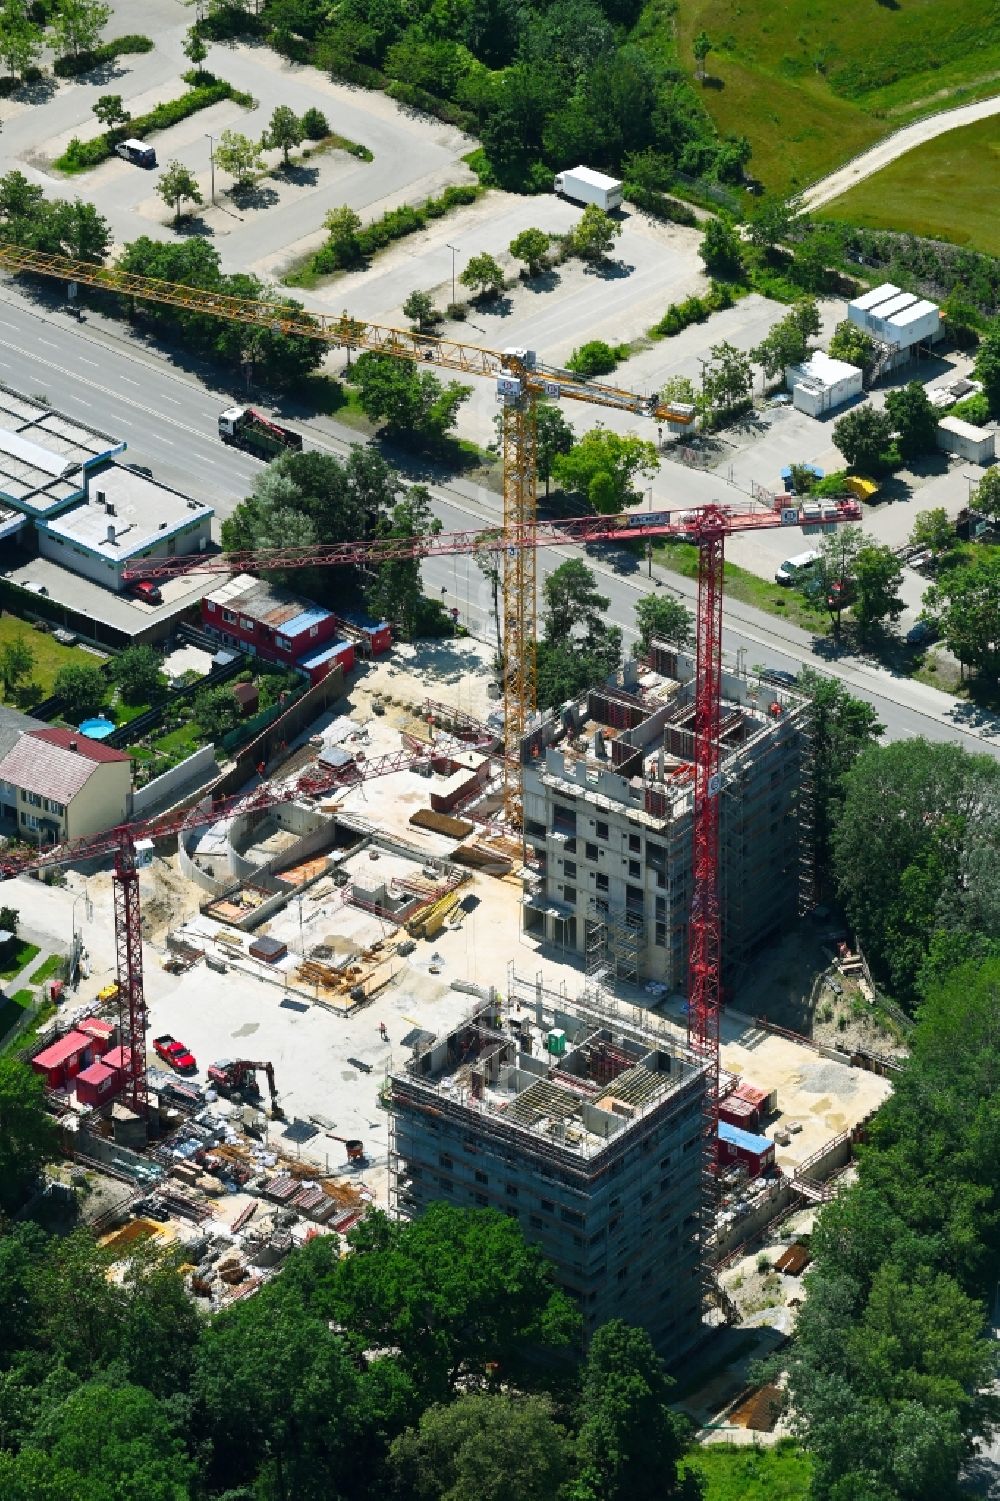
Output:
top-left (796, 698), bottom-right (816, 916)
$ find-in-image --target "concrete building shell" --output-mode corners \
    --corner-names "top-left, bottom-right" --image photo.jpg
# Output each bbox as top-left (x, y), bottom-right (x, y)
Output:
top-left (519, 646), bottom-right (810, 991)
top-left (389, 979), bottom-right (710, 1355)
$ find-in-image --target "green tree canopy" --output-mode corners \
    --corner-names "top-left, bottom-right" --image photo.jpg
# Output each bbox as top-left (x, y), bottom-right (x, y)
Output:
top-left (459, 252), bottom-right (504, 298)
top-left (108, 644), bottom-right (163, 705)
top-left (698, 217), bottom-right (744, 280)
top-left (701, 340), bottom-right (753, 412)
top-left (828, 319), bottom-right (877, 378)
top-left (972, 465), bottom-right (1000, 519)
top-left (633, 593), bottom-right (694, 653)
top-left (366, 485), bottom-right (441, 638)
top-left (535, 402), bottom-right (576, 496)
top-left (351, 353), bottom-right (471, 448)
top-left (53, 663), bottom-right (106, 719)
top-left (973, 317), bottom-right (1000, 415)
top-left (796, 668), bottom-right (884, 894)
top-left (924, 552), bottom-right (1000, 682)
top-left (553, 428), bottom-right (659, 513)
top-left (214, 129), bottom-right (265, 188)
top-left (0, 632), bottom-right (35, 698)
top-left (752, 301), bottom-right (819, 382)
top-left (853, 540), bottom-right (904, 635)
top-left (537, 559), bottom-right (623, 708)
top-left (263, 104), bottom-right (304, 163)
top-left (569, 204), bottom-right (622, 263)
top-left (0, 0), bottom-right (43, 79)
top-left (885, 380), bottom-right (938, 460)
top-left (509, 227), bottom-right (550, 275)
top-left (92, 93), bottom-right (129, 130)
top-left (0, 1059), bottom-right (58, 1214)
top-left (156, 161), bottom-right (203, 223)
top-left (832, 404), bottom-right (894, 472)
top-left (389, 1393), bottom-right (571, 1501)
top-left (52, 0), bottom-right (110, 58)
top-left (402, 289), bottom-right (439, 331)
top-left (908, 507), bottom-right (954, 556)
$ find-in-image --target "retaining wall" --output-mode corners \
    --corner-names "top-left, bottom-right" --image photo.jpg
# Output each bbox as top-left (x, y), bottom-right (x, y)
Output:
top-left (132, 745), bottom-right (219, 818)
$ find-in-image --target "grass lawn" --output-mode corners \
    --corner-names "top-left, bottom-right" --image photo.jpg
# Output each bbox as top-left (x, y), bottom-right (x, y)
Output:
top-left (652, 541), bottom-right (831, 635)
top-left (671, 0), bottom-right (1000, 193)
top-left (0, 940), bottom-right (40, 980)
top-left (28, 953), bottom-right (64, 986)
top-left (2, 997), bottom-right (56, 1057)
top-left (0, 988), bottom-right (34, 1045)
top-left (819, 117), bottom-right (1000, 257)
top-left (682, 1439), bottom-right (812, 1501)
top-left (0, 615), bottom-right (100, 709)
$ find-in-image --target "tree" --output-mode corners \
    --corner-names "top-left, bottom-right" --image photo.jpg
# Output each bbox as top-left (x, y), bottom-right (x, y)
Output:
top-left (535, 403), bottom-right (575, 496)
top-left (108, 644), bottom-right (163, 705)
top-left (573, 1322), bottom-right (696, 1501)
top-left (553, 428), bottom-right (659, 513)
top-left (660, 375), bottom-right (696, 406)
top-left (0, 632), bottom-right (34, 698)
top-left (692, 29), bottom-right (711, 81)
top-left (194, 682), bottom-right (242, 741)
top-left (51, 0), bottom-right (110, 58)
top-left (972, 464), bottom-right (1000, 520)
top-left (831, 738), bottom-right (999, 997)
top-left (832, 404), bottom-right (894, 472)
top-left (215, 128), bottom-right (265, 188)
top-left (701, 340), bottom-right (753, 413)
top-left (853, 541), bottom-right (904, 635)
top-left (745, 194), bottom-right (799, 253)
top-left (263, 104), bottom-right (304, 164)
top-left (804, 523), bottom-right (863, 630)
top-left (752, 301), bottom-right (819, 382)
top-left (0, 1), bottom-right (43, 79)
top-left (633, 594), bottom-right (694, 653)
top-left (323, 205), bottom-right (363, 267)
top-left (402, 289), bottom-right (439, 332)
top-left (698, 217), bottom-right (744, 280)
top-left (366, 486), bottom-right (441, 638)
top-left (351, 353), bottom-right (471, 448)
top-left (924, 553), bottom-right (1000, 682)
top-left (536, 559), bottom-right (623, 708)
top-left (0, 903), bottom-right (19, 938)
top-left (828, 319), bottom-right (877, 379)
top-left (389, 1394), bottom-right (570, 1501)
top-left (509, 227), bottom-right (550, 276)
top-left (795, 668), bottom-right (883, 894)
top-left (52, 664), bottom-right (106, 719)
top-left (908, 507), bottom-right (954, 557)
top-left (327, 1205), bottom-right (580, 1398)
top-left (973, 317), bottom-right (1000, 415)
top-left (569, 203), bottom-right (622, 264)
top-left (885, 380), bottom-right (938, 460)
top-left (156, 160), bottom-right (203, 223)
top-left (182, 25), bottom-right (207, 68)
top-left (92, 93), bottom-right (129, 130)
top-left (0, 1059), bottom-right (58, 1214)
top-left (459, 252), bottom-right (505, 299)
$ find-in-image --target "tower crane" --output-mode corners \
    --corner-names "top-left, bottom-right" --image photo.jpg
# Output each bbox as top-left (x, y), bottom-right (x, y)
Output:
top-left (0, 242), bottom-right (859, 1156)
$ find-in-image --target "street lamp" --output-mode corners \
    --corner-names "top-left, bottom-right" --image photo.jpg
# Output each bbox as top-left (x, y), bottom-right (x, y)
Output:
top-left (205, 133), bottom-right (216, 206)
top-left (70, 887), bottom-right (92, 989)
top-left (446, 243), bottom-right (458, 307)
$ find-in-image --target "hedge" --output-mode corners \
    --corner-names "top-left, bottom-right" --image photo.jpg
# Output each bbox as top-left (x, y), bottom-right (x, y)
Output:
top-left (649, 280), bottom-right (736, 338)
top-left (52, 34), bottom-right (153, 78)
top-left (623, 183), bottom-right (698, 229)
top-left (56, 77), bottom-right (254, 172)
top-left (300, 183), bottom-right (480, 280)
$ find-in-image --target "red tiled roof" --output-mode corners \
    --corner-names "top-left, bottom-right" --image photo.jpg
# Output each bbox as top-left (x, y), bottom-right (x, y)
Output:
top-left (30, 728), bottom-right (129, 763)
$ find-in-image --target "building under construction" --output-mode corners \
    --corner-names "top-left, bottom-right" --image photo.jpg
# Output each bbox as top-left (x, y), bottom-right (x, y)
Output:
top-left (389, 977), bottom-right (709, 1355)
top-left (520, 645), bottom-right (811, 991)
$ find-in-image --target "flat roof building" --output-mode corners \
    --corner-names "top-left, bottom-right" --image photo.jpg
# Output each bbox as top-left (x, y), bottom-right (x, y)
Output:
top-left (521, 647), bottom-right (809, 991)
top-left (390, 980), bottom-right (710, 1355)
top-left (847, 285), bottom-right (941, 364)
top-left (37, 465), bottom-right (213, 592)
top-left (786, 351), bottom-right (863, 418)
top-left (0, 383), bottom-right (124, 517)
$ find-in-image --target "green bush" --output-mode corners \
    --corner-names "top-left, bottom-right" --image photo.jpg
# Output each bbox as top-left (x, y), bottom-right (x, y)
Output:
top-left (303, 183), bottom-right (479, 277)
top-left (623, 183), bottom-right (698, 228)
top-left (300, 107), bottom-right (329, 139)
top-left (196, 6), bottom-right (266, 40)
top-left (56, 80), bottom-right (248, 172)
top-left (648, 279), bottom-right (736, 338)
top-left (950, 392), bottom-right (990, 424)
top-left (52, 33), bottom-right (153, 77)
top-left (566, 340), bottom-right (629, 378)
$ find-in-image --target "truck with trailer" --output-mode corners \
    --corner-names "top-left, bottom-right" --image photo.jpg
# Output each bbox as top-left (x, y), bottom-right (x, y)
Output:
top-left (553, 166), bottom-right (623, 212)
top-left (218, 406), bottom-right (303, 461)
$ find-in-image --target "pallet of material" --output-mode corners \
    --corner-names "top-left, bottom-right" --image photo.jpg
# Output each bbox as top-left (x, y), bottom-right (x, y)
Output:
top-left (452, 843), bottom-right (513, 875)
top-left (409, 808), bottom-right (474, 838)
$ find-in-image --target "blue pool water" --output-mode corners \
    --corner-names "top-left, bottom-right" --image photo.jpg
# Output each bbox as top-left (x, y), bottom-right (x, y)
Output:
top-left (79, 717), bottom-right (116, 740)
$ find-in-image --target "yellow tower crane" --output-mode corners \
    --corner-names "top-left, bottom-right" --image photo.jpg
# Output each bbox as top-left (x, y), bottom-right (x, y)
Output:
top-left (0, 242), bottom-right (692, 821)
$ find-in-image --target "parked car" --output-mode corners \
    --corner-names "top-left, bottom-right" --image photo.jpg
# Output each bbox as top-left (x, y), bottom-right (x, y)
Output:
top-left (906, 619), bottom-right (940, 647)
top-left (761, 668), bottom-right (798, 688)
top-left (129, 579), bottom-right (162, 605)
top-left (115, 139), bottom-right (156, 168)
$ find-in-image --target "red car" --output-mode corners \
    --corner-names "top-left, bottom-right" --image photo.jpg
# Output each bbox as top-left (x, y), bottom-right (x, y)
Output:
top-left (153, 1034), bottom-right (197, 1073)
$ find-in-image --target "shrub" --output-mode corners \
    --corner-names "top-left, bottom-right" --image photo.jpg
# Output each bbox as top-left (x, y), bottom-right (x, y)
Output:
top-left (648, 279), bottom-right (737, 339)
top-left (623, 183), bottom-right (698, 228)
top-left (304, 183), bottom-right (480, 277)
top-left (950, 392), bottom-right (990, 424)
top-left (56, 80), bottom-right (247, 173)
top-left (52, 33), bottom-right (153, 77)
top-left (566, 340), bottom-right (628, 378)
top-left (300, 107), bottom-right (329, 139)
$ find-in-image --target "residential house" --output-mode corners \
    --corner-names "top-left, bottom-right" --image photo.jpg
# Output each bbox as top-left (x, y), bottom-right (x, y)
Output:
top-left (0, 727), bottom-right (131, 843)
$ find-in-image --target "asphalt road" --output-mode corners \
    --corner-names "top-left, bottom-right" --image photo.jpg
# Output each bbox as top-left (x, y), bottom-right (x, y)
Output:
top-left (0, 280), bottom-right (997, 761)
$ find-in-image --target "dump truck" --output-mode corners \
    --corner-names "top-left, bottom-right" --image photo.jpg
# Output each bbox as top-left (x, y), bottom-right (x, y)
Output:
top-left (553, 166), bottom-right (623, 212)
top-left (218, 406), bottom-right (303, 460)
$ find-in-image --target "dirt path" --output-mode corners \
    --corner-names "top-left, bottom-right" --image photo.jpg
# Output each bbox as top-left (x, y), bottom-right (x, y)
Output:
top-left (801, 94), bottom-right (1000, 211)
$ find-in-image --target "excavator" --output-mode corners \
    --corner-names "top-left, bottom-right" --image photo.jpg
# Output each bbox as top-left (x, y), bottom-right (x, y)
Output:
top-left (207, 1059), bottom-right (283, 1119)
top-left (206, 1059), bottom-right (366, 1161)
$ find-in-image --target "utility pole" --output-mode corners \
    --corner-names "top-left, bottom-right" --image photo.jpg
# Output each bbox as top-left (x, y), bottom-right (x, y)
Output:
top-left (446, 243), bottom-right (458, 307)
top-left (205, 133), bottom-right (216, 206)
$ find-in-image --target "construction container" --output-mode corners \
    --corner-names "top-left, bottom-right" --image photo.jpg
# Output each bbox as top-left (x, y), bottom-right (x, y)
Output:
top-left (249, 935), bottom-right (287, 963)
top-left (936, 416), bottom-right (996, 465)
top-left (718, 1095), bottom-right (757, 1130)
top-left (75, 1059), bottom-right (123, 1107)
top-left (733, 1082), bottom-right (776, 1118)
top-left (76, 1016), bottom-right (115, 1054)
top-left (717, 1121), bottom-right (775, 1178)
top-left (32, 1030), bottom-right (92, 1088)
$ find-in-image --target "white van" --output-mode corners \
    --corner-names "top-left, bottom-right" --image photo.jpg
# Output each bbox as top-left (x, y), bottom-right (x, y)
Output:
top-left (115, 138), bottom-right (157, 168)
top-left (775, 549), bottom-right (821, 585)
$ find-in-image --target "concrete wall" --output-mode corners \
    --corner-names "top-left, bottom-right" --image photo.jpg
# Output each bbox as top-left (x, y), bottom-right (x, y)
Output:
top-left (65, 760), bottom-right (132, 840)
top-left (131, 746), bottom-right (218, 818)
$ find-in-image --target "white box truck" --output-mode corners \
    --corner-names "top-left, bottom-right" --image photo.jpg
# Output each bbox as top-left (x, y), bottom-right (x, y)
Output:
top-left (553, 166), bottom-right (623, 212)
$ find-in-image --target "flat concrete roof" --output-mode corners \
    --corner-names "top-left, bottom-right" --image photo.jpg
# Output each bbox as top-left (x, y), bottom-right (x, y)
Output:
top-left (41, 465), bottom-right (212, 561)
top-left (0, 383), bottom-right (124, 514)
top-left (0, 554), bottom-right (206, 638)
